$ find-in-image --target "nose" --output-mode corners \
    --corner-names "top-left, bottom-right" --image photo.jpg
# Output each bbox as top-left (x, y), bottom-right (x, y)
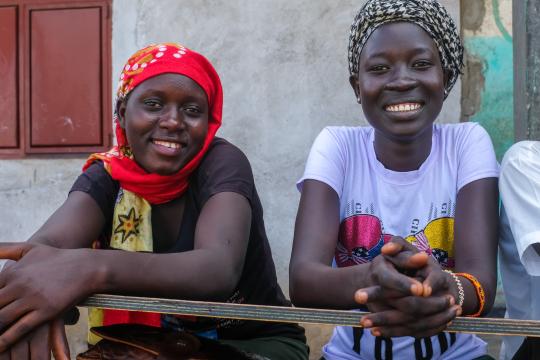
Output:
top-left (384, 65), bottom-right (418, 91)
top-left (159, 106), bottom-right (185, 130)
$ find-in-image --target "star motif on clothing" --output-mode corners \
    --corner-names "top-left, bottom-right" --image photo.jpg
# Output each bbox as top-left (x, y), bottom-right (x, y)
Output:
top-left (113, 207), bottom-right (141, 243)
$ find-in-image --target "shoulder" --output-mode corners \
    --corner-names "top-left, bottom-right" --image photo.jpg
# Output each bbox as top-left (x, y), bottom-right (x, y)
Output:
top-left (72, 161), bottom-right (116, 192)
top-left (70, 160), bottom-right (119, 220)
top-left (435, 122), bottom-right (495, 156)
top-left (197, 138), bottom-right (253, 178)
top-left (501, 141), bottom-right (540, 168)
top-left (322, 126), bottom-right (372, 140)
top-left (435, 122), bottom-right (490, 142)
top-left (192, 138), bottom-right (255, 206)
top-left (435, 123), bottom-right (499, 189)
top-left (203, 137), bottom-right (250, 162)
top-left (313, 126), bottom-right (372, 150)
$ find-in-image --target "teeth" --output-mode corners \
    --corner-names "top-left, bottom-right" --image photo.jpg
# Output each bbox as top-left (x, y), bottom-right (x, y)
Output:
top-left (153, 140), bottom-right (180, 149)
top-left (386, 103), bottom-right (422, 112)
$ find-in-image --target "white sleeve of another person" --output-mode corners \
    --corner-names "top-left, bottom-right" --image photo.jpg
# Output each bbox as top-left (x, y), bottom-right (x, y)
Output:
top-left (500, 141), bottom-right (540, 276)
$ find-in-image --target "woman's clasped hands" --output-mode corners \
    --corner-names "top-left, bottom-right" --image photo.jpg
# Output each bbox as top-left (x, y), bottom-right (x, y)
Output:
top-left (355, 237), bottom-right (462, 339)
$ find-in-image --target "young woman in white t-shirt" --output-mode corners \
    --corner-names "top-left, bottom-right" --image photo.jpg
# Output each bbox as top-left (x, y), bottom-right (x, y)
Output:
top-left (290, 1), bottom-right (499, 359)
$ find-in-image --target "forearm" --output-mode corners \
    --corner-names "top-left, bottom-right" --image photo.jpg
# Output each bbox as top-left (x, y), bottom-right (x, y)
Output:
top-left (456, 267), bottom-right (496, 316)
top-left (290, 261), bottom-right (370, 309)
top-left (94, 248), bottom-right (241, 301)
top-left (454, 178), bottom-right (499, 315)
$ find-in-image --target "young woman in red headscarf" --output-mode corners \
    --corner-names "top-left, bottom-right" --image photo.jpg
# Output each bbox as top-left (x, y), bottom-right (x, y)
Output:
top-left (0, 44), bottom-right (308, 360)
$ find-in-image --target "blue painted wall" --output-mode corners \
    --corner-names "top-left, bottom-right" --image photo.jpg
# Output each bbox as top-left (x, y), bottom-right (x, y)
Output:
top-left (465, 36), bottom-right (513, 160)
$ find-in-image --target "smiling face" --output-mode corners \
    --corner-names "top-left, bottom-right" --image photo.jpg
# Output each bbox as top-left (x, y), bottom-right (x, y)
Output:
top-left (117, 73), bottom-right (209, 175)
top-left (350, 22), bottom-right (447, 143)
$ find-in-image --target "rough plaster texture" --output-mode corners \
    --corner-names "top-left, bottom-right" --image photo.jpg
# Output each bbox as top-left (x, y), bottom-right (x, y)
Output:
top-left (0, 1), bottom-right (461, 358)
top-left (111, 0), bottom-right (461, 294)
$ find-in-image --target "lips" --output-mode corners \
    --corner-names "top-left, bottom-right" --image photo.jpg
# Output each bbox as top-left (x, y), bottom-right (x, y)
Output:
top-left (151, 138), bottom-right (185, 156)
top-left (385, 102), bottom-right (423, 113)
top-left (152, 139), bottom-right (181, 149)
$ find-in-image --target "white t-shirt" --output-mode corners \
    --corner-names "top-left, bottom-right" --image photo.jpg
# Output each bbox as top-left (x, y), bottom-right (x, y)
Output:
top-left (297, 122), bottom-right (499, 360)
top-left (499, 141), bottom-right (540, 359)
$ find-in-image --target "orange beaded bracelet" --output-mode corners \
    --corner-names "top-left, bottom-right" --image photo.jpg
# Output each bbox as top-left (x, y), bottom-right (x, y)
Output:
top-left (456, 272), bottom-right (486, 317)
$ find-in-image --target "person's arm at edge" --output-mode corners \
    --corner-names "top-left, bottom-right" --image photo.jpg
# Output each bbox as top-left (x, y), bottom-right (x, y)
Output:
top-left (500, 142), bottom-right (540, 266)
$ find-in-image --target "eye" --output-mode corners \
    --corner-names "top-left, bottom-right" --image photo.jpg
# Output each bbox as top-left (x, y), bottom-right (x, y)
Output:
top-left (183, 105), bottom-right (203, 116)
top-left (143, 98), bottom-right (163, 110)
top-left (412, 60), bottom-right (433, 69)
top-left (368, 64), bottom-right (390, 73)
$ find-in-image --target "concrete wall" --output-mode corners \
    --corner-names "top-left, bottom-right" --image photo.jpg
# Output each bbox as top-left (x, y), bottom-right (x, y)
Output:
top-left (110, 0), bottom-right (460, 292)
top-left (1, 0), bottom-right (461, 289)
top-left (0, 1), bottom-right (461, 358)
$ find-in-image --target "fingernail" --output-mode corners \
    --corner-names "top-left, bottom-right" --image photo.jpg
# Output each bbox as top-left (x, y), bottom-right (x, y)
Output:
top-left (371, 328), bottom-right (382, 337)
top-left (454, 305), bottom-right (462, 316)
top-left (411, 283), bottom-right (421, 295)
top-left (424, 285), bottom-right (432, 297)
top-left (355, 291), bottom-right (368, 304)
top-left (361, 318), bottom-right (373, 328)
top-left (448, 296), bottom-right (455, 306)
top-left (447, 321), bottom-right (453, 327)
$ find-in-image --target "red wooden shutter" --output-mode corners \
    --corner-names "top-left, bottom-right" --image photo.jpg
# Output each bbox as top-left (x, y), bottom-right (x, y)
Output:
top-left (0, 6), bottom-right (19, 149)
top-left (26, 1), bottom-right (111, 153)
top-left (0, 0), bottom-right (111, 157)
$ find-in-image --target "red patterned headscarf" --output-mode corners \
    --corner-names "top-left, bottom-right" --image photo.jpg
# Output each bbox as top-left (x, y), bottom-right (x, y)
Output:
top-left (84, 44), bottom-right (223, 330)
top-left (84, 43), bottom-right (223, 204)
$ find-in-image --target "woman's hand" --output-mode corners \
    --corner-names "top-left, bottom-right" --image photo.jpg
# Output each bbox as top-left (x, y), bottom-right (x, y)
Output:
top-left (354, 237), bottom-right (428, 304)
top-left (0, 318), bottom-right (70, 360)
top-left (356, 237), bottom-right (461, 338)
top-left (0, 243), bottom-right (94, 352)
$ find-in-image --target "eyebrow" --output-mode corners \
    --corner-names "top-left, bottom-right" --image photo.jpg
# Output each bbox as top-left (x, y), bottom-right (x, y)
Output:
top-left (366, 46), bottom-right (436, 59)
top-left (137, 89), bottom-right (207, 103)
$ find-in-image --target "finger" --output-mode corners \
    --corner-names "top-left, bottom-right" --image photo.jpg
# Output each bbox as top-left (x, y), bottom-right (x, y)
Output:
top-left (365, 301), bottom-right (393, 313)
top-left (369, 256), bottom-right (422, 301)
top-left (10, 339), bottom-right (30, 360)
top-left (380, 237), bottom-right (407, 255)
top-left (0, 244), bottom-right (28, 262)
top-left (376, 305), bottom-right (461, 338)
top-left (0, 312), bottom-right (43, 353)
top-left (50, 319), bottom-right (70, 360)
top-left (355, 286), bottom-right (411, 304)
top-left (384, 251), bottom-right (430, 271)
top-left (374, 262), bottom-right (424, 296)
top-left (371, 323), bottom-right (450, 338)
top-left (0, 260), bottom-right (16, 272)
top-left (381, 236), bottom-right (419, 256)
top-left (386, 294), bottom-right (454, 315)
top-left (0, 299), bottom-right (32, 333)
top-left (360, 309), bottom-right (415, 329)
top-left (29, 325), bottom-right (50, 360)
top-left (420, 267), bottom-right (451, 297)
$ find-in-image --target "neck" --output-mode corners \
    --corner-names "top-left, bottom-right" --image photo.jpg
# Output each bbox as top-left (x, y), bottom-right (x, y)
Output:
top-left (373, 127), bottom-right (433, 172)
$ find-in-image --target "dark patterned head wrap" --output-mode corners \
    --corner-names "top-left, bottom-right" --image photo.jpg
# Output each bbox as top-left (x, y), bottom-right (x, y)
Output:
top-left (348, 0), bottom-right (464, 97)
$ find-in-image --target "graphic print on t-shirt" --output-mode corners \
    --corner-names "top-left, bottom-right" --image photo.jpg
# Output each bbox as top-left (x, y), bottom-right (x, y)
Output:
top-left (336, 204), bottom-right (455, 269)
